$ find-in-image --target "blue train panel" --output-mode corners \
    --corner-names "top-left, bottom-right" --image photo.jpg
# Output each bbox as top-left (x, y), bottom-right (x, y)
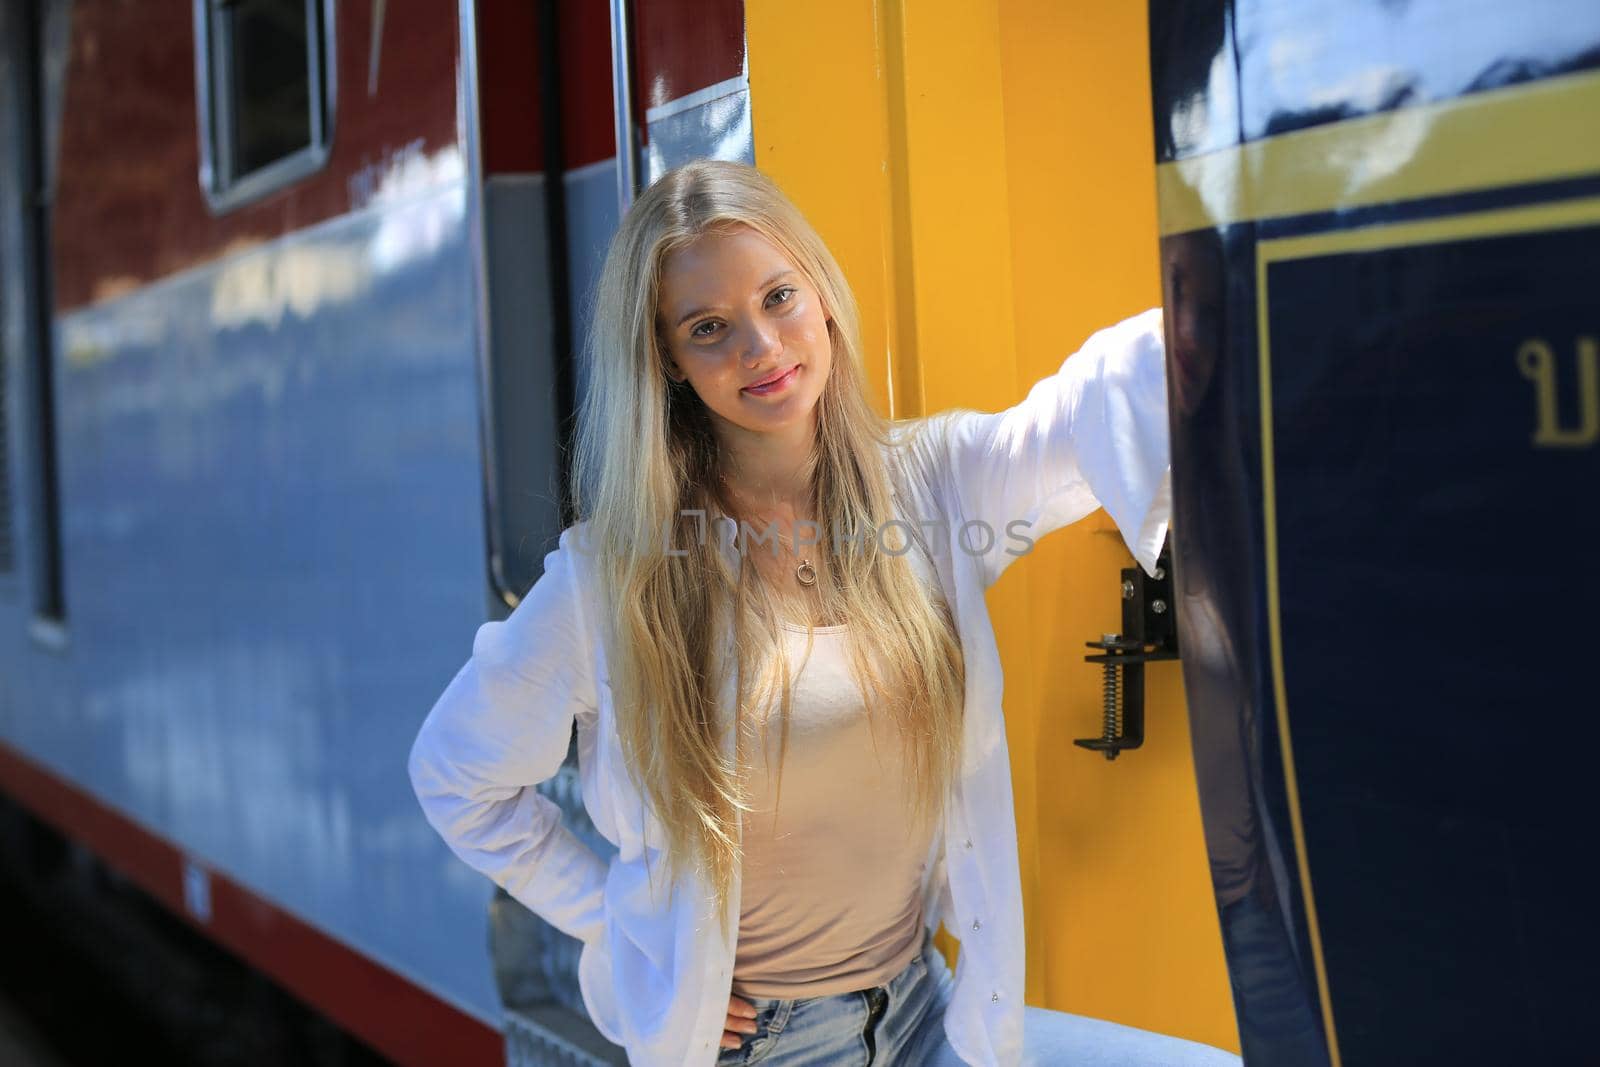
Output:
top-left (1150, 2), bottom-right (1600, 1063)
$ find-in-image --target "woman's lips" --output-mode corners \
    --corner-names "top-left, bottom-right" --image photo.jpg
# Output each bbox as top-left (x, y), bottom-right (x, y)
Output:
top-left (742, 364), bottom-right (801, 396)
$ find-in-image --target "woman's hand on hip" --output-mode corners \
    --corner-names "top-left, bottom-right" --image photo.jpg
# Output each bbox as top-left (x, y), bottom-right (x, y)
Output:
top-left (723, 993), bottom-right (759, 1050)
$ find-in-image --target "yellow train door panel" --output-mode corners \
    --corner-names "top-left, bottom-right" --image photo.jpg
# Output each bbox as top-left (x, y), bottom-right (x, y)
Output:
top-left (748, 1), bottom-right (1238, 1054)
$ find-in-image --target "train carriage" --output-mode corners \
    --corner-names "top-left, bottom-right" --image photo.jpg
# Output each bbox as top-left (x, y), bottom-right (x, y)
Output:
top-left (1, 2), bottom-right (1593, 1065)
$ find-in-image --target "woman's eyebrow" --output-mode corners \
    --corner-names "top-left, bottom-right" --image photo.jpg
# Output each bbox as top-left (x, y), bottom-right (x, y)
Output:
top-left (673, 269), bottom-right (798, 328)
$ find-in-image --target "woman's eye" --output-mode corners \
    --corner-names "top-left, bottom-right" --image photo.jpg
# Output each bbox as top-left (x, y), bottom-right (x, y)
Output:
top-left (688, 289), bottom-right (793, 339)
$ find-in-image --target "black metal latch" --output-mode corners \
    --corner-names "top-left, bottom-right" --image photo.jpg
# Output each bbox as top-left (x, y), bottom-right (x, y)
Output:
top-left (1073, 539), bottom-right (1180, 760)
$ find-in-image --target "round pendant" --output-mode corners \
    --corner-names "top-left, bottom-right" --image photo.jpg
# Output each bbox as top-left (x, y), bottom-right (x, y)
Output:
top-left (795, 559), bottom-right (818, 587)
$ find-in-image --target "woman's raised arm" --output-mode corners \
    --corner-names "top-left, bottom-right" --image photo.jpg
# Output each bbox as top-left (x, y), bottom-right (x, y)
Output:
top-left (939, 306), bottom-right (1172, 588)
top-left (407, 538), bottom-right (608, 945)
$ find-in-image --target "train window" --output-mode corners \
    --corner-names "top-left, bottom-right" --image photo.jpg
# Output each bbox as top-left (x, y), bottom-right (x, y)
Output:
top-left (193, 0), bottom-right (335, 212)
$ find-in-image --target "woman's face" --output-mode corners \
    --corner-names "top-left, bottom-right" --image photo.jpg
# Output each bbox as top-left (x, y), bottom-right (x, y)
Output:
top-left (655, 223), bottom-right (833, 440)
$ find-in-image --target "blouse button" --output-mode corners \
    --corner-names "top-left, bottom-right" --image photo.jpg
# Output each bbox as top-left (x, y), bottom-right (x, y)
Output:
top-left (991, 990), bottom-right (1001, 1003)
top-left (971, 918), bottom-right (982, 931)
top-left (964, 838), bottom-right (973, 849)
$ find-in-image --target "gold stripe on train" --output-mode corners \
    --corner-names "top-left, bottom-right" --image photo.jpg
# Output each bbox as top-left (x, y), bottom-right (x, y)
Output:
top-left (1157, 67), bottom-right (1600, 235)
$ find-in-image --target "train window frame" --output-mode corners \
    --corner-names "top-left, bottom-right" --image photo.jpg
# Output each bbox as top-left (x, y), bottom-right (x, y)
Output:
top-left (191, 0), bottom-right (337, 214)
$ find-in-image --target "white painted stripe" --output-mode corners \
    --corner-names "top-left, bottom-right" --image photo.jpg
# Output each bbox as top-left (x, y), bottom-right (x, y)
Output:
top-left (644, 73), bottom-right (749, 125)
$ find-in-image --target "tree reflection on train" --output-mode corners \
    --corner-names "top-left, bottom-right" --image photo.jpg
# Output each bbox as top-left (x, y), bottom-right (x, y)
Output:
top-left (1161, 227), bottom-right (1327, 1066)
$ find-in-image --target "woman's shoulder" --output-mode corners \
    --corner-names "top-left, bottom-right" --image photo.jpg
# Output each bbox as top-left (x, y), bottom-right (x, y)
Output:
top-left (541, 523), bottom-right (604, 626)
top-left (551, 521), bottom-right (610, 661)
top-left (886, 414), bottom-right (963, 515)
top-left (551, 520), bottom-right (606, 575)
top-left (486, 524), bottom-right (599, 665)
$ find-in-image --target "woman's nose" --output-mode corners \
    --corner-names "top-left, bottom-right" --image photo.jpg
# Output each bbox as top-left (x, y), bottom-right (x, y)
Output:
top-left (738, 318), bottom-right (782, 366)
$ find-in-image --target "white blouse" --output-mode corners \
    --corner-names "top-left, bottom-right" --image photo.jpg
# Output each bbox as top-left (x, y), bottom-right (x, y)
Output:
top-left (407, 306), bottom-right (1172, 1066)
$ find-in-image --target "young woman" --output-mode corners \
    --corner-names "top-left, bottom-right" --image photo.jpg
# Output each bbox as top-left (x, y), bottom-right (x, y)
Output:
top-left (408, 160), bottom-right (1242, 1066)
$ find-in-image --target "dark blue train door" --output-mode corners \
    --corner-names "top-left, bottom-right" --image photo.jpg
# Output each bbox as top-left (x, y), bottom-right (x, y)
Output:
top-left (1149, 3), bottom-right (1600, 1063)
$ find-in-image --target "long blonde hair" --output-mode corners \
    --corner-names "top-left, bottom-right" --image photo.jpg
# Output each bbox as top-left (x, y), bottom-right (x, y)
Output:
top-left (569, 159), bottom-right (965, 936)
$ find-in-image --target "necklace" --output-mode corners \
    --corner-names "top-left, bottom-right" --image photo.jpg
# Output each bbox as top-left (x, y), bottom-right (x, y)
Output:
top-left (717, 471), bottom-right (817, 587)
top-left (772, 527), bottom-right (819, 588)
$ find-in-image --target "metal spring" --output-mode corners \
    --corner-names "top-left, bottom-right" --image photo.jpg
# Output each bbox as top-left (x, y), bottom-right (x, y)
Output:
top-left (1101, 641), bottom-right (1121, 741)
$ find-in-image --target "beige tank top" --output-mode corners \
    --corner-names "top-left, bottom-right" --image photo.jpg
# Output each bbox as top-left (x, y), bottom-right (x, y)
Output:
top-left (730, 620), bottom-right (935, 999)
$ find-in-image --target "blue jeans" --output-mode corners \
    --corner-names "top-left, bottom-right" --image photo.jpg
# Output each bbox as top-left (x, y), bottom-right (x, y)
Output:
top-left (720, 927), bottom-right (1243, 1065)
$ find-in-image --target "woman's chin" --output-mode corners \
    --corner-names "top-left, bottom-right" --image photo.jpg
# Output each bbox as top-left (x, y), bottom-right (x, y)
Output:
top-left (717, 398), bottom-right (821, 438)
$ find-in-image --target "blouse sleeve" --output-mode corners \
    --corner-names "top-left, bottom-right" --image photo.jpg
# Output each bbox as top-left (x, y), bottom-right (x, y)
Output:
top-left (406, 538), bottom-right (608, 945)
top-left (939, 306), bottom-right (1172, 588)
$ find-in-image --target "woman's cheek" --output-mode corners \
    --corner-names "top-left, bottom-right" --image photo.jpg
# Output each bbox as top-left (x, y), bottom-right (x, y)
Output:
top-left (790, 317), bottom-right (828, 351)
